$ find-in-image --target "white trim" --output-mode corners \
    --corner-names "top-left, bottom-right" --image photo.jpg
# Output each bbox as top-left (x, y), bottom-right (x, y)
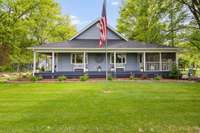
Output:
top-left (29, 47), bottom-right (179, 51)
top-left (33, 51), bottom-right (36, 76)
top-left (143, 52), bottom-right (146, 72)
top-left (52, 52), bottom-right (55, 73)
top-left (110, 53), bottom-right (127, 64)
top-left (70, 53), bottom-right (88, 65)
top-left (114, 52), bottom-right (116, 72)
top-left (176, 52), bottom-right (178, 67)
top-left (83, 52), bottom-right (86, 72)
top-left (34, 50), bottom-right (176, 54)
top-left (159, 52), bottom-right (162, 71)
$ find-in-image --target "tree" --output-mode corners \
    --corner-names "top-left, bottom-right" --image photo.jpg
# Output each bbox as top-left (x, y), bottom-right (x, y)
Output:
top-left (177, 0), bottom-right (200, 30)
top-left (163, 0), bottom-right (187, 46)
top-left (118, 0), bottom-right (165, 44)
top-left (176, 0), bottom-right (200, 50)
top-left (117, 0), bottom-right (187, 46)
top-left (0, 0), bottom-right (77, 68)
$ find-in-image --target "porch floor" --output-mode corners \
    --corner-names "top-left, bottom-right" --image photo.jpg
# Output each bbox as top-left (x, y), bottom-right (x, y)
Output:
top-left (35, 71), bottom-right (170, 79)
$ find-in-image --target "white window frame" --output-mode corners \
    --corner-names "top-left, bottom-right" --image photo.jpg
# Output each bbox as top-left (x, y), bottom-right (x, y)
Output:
top-left (110, 53), bottom-right (127, 64)
top-left (71, 53), bottom-right (88, 65)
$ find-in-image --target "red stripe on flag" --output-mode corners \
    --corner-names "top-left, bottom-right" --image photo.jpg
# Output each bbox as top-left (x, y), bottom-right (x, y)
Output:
top-left (99, 16), bottom-right (107, 48)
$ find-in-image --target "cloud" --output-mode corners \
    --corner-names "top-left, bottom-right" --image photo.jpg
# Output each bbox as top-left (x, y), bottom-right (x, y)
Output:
top-left (111, 1), bottom-right (119, 6)
top-left (70, 15), bottom-right (81, 25)
top-left (69, 15), bottom-right (91, 30)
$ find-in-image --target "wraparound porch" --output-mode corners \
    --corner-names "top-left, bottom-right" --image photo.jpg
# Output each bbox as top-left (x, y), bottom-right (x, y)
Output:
top-left (32, 50), bottom-right (178, 78)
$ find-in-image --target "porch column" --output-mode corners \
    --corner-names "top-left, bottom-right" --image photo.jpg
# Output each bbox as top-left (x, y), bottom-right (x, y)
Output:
top-left (143, 52), bottom-right (146, 72)
top-left (159, 52), bottom-right (162, 71)
top-left (52, 52), bottom-right (55, 73)
top-left (114, 52), bottom-right (117, 72)
top-left (33, 51), bottom-right (36, 76)
top-left (176, 52), bottom-right (179, 67)
top-left (83, 51), bottom-right (86, 72)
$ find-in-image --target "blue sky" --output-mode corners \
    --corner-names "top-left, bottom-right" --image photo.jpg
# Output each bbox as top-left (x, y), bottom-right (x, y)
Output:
top-left (56, 0), bottom-right (122, 30)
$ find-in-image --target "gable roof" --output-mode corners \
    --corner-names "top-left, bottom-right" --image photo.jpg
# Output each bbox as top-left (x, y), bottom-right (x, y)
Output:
top-left (29, 18), bottom-right (179, 52)
top-left (70, 18), bottom-right (128, 41)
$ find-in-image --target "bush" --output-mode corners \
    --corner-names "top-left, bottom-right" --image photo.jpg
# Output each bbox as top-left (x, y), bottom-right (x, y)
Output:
top-left (169, 65), bottom-right (181, 79)
top-left (31, 76), bottom-right (43, 82)
top-left (154, 75), bottom-right (161, 80)
top-left (108, 75), bottom-right (113, 81)
top-left (80, 74), bottom-right (89, 81)
top-left (129, 75), bottom-right (136, 80)
top-left (57, 75), bottom-right (67, 81)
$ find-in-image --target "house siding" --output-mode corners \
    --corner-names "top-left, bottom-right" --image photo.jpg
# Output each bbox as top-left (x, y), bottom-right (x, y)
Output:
top-left (76, 23), bottom-right (121, 40)
top-left (56, 53), bottom-right (140, 72)
top-left (56, 53), bottom-right (73, 72)
top-left (126, 53), bottom-right (140, 71)
top-left (87, 53), bottom-right (112, 71)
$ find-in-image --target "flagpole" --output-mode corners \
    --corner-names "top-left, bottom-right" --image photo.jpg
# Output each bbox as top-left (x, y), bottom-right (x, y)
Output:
top-left (105, 39), bottom-right (108, 82)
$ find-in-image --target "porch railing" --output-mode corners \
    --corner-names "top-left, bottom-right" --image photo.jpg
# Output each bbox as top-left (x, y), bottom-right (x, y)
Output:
top-left (116, 63), bottom-right (126, 68)
top-left (146, 62), bottom-right (160, 71)
top-left (73, 64), bottom-right (84, 71)
top-left (145, 62), bottom-right (175, 71)
top-left (162, 62), bottom-right (175, 71)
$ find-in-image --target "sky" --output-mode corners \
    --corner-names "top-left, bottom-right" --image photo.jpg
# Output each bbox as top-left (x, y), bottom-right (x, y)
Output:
top-left (56, 0), bottom-right (122, 30)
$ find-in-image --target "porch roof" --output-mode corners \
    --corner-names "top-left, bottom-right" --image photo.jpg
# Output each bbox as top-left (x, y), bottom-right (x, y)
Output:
top-left (29, 40), bottom-right (178, 50)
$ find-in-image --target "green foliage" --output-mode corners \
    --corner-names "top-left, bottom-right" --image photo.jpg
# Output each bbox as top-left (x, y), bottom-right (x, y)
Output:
top-left (117, 0), bottom-right (186, 45)
top-left (169, 65), bottom-right (181, 79)
top-left (57, 76), bottom-right (67, 82)
top-left (129, 75), bottom-right (135, 80)
top-left (0, 0), bottom-right (77, 67)
top-left (80, 74), bottom-right (89, 81)
top-left (31, 76), bottom-right (43, 82)
top-left (108, 75), bottom-right (113, 81)
top-left (189, 30), bottom-right (200, 50)
top-left (118, 0), bottom-right (164, 44)
top-left (129, 73), bottom-right (136, 80)
top-left (154, 75), bottom-right (162, 80)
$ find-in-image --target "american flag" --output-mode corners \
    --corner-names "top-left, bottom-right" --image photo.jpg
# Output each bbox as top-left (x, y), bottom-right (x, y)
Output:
top-left (99, 0), bottom-right (107, 48)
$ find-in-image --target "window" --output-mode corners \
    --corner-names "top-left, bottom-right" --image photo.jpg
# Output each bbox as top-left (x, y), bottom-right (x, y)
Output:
top-left (71, 53), bottom-right (88, 64)
top-left (110, 53), bottom-right (126, 64)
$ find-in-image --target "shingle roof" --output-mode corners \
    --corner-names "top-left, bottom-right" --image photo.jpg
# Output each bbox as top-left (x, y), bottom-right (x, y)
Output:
top-left (31, 40), bottom-right (177, 49)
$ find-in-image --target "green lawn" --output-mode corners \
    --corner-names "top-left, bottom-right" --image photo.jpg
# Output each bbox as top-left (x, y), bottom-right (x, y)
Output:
top-left (0, 81), bottom-right (200, 133)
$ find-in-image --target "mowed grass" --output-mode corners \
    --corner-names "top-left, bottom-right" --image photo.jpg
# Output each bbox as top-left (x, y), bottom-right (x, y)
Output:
top-left (0, 81), bottom-right (200, 133)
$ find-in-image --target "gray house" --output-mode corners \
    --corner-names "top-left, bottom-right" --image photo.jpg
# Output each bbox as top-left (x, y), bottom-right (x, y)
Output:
top-left (29, 19), bottom-right (179, 78)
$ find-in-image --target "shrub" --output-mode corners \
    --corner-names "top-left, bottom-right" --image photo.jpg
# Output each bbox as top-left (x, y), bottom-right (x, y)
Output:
top-left (108, 75), bottom-right (113, 81)
top-left (129, 75), bottom-right (134, 80)
top-left (57, 76), bottom-right (67, 81)
top-left (41, 66), bottom-right (45, 72)
top-left (80, 74), bottom-right (89, 81)
top-left (31, 76), bottom-right (43, 82)
top-left (169, 65), bottom-right (181, 79)
top-left (154, 75), bottom-right (161, 80)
